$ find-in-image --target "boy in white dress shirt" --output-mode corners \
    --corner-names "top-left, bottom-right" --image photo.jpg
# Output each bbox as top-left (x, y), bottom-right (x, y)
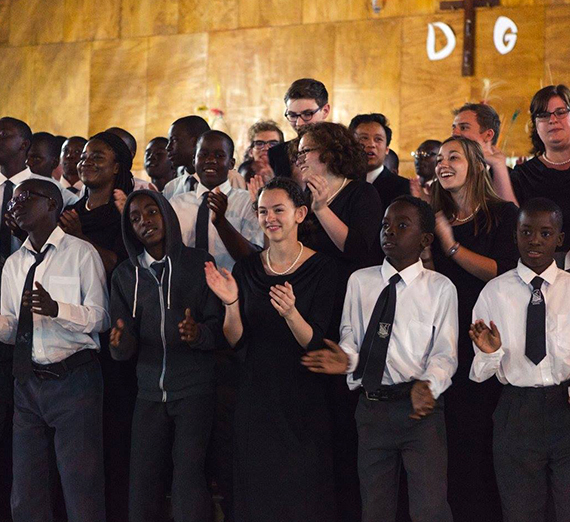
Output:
top-left (0, 178), bottom-right (109, 522)
top-left (470, 197), bottom-right (570, 522)
top-left (303, 195), bottom-right (458, 522)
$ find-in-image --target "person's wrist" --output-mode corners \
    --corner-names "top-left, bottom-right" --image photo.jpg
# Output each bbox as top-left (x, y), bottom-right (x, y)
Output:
top-left (224, 296), bottom-right (239, 306)
top-left (445, 241), bottom-right (460, 257)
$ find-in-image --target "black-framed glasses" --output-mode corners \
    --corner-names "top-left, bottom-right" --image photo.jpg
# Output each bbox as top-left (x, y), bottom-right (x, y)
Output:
top-left (252, 140), bottom-right (280, 150)
top-left (535, 107), bottom-right (570, 122)
top-left (284, 107), bottom-right (323, 123)
top-left (411, 151), bottom-right (438, 159)
top-left (7, 190), bottom-right (55, 213)
top-left (294, 147), bottom-right (319, 163)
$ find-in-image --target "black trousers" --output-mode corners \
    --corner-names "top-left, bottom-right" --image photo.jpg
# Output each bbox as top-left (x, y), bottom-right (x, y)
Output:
top-left (493, 384), bottom-right (570, 522)
top-left (129, 394), bottom-right (215, 522)
top-left (0, 359), bottom-right (13, 522)
top-left (11, 359), bottom-right (105, 522)
top-left (356, 393), bottom-right (452, 522)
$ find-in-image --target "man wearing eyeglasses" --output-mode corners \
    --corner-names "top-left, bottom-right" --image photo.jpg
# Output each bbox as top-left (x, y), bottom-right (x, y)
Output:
top-left (413, 140), bottom-right (441, 188)
top-left (268, 78), bottom-right (330, 178)
top-left (244, 120), bottom-right (284, 183)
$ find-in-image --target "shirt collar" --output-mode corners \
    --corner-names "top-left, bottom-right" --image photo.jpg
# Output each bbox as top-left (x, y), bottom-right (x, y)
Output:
top-left (366, 165), bottom-right (384, 184)
top-left (60, 177), bottom-right (83, 190)
top-left (381, 258), bottom-right (424, 286)
top-left (516, 258), bottom-right (559, 286)
top-left (8, 167), bottom-right (34, 186)
top-left (196, 179), bottom-right (231, 199)
top-left (22, 225), bottom-right (65, 255)
top-left (138, 249), bottom-right (166, 269)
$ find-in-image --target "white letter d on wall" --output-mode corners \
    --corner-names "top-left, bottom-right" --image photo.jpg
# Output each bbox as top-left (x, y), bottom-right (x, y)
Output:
top-left (427, 22), bottom-right (457, 61)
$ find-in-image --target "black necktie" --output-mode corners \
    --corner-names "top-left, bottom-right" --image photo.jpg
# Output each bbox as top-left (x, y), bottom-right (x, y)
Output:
top-left (188, 176), bottom-right (198, 192)
top-left (355, 273), bottom-right (401, 391)
top-left (151, 261), bottom-right (165, 281)
top-left (0, 180), bottom-right (14, 261)
top-left (67, 186), bottom-right (79, 195)
top-left (195, 192), bottom-right (210, 251)
top-left (525, 276), bottom-right (546, 365)
top-left (13, 247), bottom-right (50, 383)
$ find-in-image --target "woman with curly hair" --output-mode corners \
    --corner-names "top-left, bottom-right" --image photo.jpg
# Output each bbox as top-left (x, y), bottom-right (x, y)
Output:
top-left (293, 121), bottom-right (384, 522)
top-left (430, 136), bottom-right (519, 522)
top-left (205, 177), bottom-right (338, 522)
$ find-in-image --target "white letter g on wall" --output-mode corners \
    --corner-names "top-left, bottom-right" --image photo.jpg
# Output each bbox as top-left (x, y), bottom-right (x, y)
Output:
top-left (493, 16), bottom-right (518, 55)
top-left (427, 22), bottom-right (457, 61)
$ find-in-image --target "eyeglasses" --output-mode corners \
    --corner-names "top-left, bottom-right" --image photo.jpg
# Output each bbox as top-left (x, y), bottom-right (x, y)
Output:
top-left (252, 140), bottom-right (280, 150)
top-left (411, 151), bottom-right (438, 160)
top-left (284, 107), bottom-right (323, 123)
top-left (294, 147), bottom-right (319, 163)
top-left (7, 190), bottom-right (55, 213)
top-left (535, 107), bottom-right (570, 122)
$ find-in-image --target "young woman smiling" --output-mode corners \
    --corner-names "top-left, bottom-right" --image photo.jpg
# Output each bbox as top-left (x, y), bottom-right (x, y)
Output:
top-left (205, 177), bottom-right (338, 522)
top-left (430, 136), bottom-right (519, 522)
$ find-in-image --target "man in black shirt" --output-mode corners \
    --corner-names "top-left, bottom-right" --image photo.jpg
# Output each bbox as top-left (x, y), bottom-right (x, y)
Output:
top-left (268, 78), bottom-right (330, 179)
top-left (349, 113), bottom-right (409, 211)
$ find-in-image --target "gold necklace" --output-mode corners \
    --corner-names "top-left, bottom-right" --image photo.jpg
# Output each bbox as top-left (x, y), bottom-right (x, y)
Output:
top-left (452, 205), bottom-right (480, 223)
top-left (266, 241), bottom-right (304, 276)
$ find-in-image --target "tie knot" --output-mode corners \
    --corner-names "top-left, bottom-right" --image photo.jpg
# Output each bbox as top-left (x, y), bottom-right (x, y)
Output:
top-left (531, 276), bottom-right (544, 290)
top-left (151, 261), bottom-right (165, 279)
top-left (389, 274), bottom-right (401, 286)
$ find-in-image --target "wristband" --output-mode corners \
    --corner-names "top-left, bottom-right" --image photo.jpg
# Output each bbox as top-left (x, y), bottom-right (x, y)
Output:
top-left (224, 297), bottom-right (239, 306)
top-left (446, 242), bottom-right (460, 257)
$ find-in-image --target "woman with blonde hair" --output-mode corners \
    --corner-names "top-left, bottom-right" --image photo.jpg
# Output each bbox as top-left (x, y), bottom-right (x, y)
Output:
top-left (430, 135), bottom-right (518, 522)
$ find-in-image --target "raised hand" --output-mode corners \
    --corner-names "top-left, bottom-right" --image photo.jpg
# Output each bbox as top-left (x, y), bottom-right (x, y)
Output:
top-left (247, 174), bottom-right (265, 204)
top-left (204, 261), bottom-right (239, 305)
top-left (113, 189), bottom-right (127, 214)
top-left (59, 209), bottom-right (84, 238)
top-left (469, 319), bottom-right (502, 354)
top-left (306, 173), bottom-right (330, 212)
top-left (483, 145), bottom-right (507, 169)
top-left (269, 282), bottom-right (296, 318)
top-left (300, 339), bottom-right (349, 375)
top-left (22, 282), bottom-right (58, 317)
top-left (207, 188), bottom-right (228, 225)
top-left (110, 319), bottom-right (125, 348)
top-left (435, 211), bottom-right (455, 252)
top-left (410, 380), bottom-right (435, 420)
top-left (410, 176), bottom-right (432, 204)
top-left (179, 308), bottom-right (199, 344)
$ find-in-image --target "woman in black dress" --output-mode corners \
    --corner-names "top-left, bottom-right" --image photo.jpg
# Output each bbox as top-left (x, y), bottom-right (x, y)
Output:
top-left (430, 136), bottom-right (519, 522)
top-left (293, 122), bottom-right (383, 521)
top-left (205, 177), bottom-right (337, 522)
top-left (59, 131), bottom-right (136, 522)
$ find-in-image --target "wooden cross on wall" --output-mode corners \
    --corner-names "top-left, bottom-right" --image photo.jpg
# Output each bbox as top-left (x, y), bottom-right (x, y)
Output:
top-left (440, 0), bottom-right (500, 76)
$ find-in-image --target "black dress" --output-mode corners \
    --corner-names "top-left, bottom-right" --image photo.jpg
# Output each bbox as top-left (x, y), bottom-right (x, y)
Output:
top-left (303, 179), bottom-right (383, 522)
top-left (511, 157), bottom-right (570, 250)
top-left (432, 201), bottom-right (519, 522)
top-left (232, 252), bottom-right (337, 522)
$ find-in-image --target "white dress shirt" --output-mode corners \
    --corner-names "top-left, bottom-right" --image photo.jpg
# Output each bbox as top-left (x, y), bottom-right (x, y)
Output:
top-left (60, 176), bottom-right (84, 193)
top-left (340, 259), bottom-right (458, 399)
top-left (470, 260), bottom-right (570, 387)
top-left (162, 169), bottom-right (197, 200)
top-left (366, 165), bottom-right (384, 184)
top-left (0, 168), bottom-right (78, 255)
top-left (170, 179), bottom-right (263, 272)
top-left (0, 226), bottom-right (110, 364)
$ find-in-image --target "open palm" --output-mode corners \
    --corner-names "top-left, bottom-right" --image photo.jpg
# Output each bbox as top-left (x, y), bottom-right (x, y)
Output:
top-left (469, 319), bottom-right (502, 353)
top-left (204, 261), bottom-right (239, 305)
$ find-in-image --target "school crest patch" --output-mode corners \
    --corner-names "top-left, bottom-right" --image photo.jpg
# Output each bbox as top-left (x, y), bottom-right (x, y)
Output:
top-left (377, 323), bottom-right (391, 339)
top-left (531, 289), bottom-right (543, 305)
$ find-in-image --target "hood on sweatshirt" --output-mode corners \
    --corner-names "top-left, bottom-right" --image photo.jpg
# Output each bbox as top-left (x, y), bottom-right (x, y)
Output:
top-left (121, 189), bottom-right (184, 317)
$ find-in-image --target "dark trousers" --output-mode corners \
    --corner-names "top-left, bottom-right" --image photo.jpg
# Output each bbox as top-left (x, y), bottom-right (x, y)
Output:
top-left (493, 384), bottom-right (570, 522)
top-left (129, 394), bottom-right (214, 522)
top-left (11, 359), bottom-right (105, 522)
top-left (0, 360), bottom-right (13, 522)
top-left (356, 393), bottom-right (452, 522)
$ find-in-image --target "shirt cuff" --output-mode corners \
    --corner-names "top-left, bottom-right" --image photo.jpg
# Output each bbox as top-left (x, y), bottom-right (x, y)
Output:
top-left (478, 347), bottom-right (505, 360)
top-left (345, 351), bottom-right (359, 374)
top-left (55, 301), bottom-right (73, 323)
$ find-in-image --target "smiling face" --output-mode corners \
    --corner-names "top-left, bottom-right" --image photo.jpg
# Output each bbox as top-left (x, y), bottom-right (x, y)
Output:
top-left (251, 130), bottom-right (281, 162)
top-left (296, 134), bottom-right (326, 182)
top-left (257, 188), bottom-right (307, 243)
top-left (77, 139), bottom-right (119, 190)
top-left (128, 194), bottom-right (165, 260)
top-left (435, 140), bottom-right (469, 194)
top-left (354, 122), bottom-right (389, 172)
top-left (285, 98), bottom-right (330, 133)
top-left (194, 134), bottom-right (235, 190)
top-left (381, 200), bottom-right (432, 271)
top-left (517, 210), bottom-right (564, 274)
top-left (535, 95), bottom-right (570, 153)
top-left (451, 110), bottom-right (493, 149)
top-left (61, 137), bottom-right (86, 183)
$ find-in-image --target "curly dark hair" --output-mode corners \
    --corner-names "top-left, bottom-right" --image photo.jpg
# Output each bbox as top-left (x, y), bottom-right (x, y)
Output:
top-left (529, 84), bottom-right (570, 155)
top-left (292, 122), bottom-right (368, 179)
top-left (253, 176), bottom-right (309, 212)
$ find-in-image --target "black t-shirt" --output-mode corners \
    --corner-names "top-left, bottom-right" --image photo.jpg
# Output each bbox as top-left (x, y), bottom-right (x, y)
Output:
top-left (510, 157), bottom-right (570, 250)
